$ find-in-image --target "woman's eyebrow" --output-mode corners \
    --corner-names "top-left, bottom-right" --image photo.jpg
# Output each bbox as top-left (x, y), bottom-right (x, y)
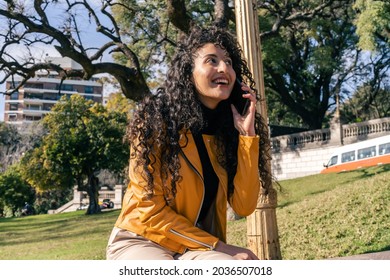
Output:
top-left (201, 53), bottom-right (218, 58)
top-left (202, 53), bottom-right (231, 60)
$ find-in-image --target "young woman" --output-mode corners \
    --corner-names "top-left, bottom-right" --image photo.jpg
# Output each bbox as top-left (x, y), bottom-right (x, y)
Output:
top-left (106, 26), bottom-right (269, 260)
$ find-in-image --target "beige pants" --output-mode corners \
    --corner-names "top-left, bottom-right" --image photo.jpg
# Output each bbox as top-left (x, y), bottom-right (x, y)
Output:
top-left (106, 227), bottom-right (235, 260)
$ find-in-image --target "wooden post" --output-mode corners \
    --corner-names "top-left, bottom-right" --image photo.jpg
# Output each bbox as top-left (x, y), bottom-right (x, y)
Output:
top-left (234, 0), bottom-right (282, 259)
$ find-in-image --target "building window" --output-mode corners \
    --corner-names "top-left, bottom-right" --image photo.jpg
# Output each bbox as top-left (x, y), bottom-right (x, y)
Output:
top-left (9, 103), bottom-right (19, 111)
top-left (8, 114), bottom-right (18, 121)
top-left (84, 86), bottom-right (94, 93)
top-left (25, 83), bottom-right (44, 89)
top-left (84, 95), bottom-right (94, 100)
top-left (7, 81), bottom-right (21, 89)
top-left (10, 91), bottom-right (19, 100)
top-left (24, 116), bottom-right (42, 121)
top-left (26, 104), bottom-right (41, 111)
top-left (57, 84), bottom-right (74, 91)
top-left (43, 104), bottom-right (54, 111)
top-left (25, 92), bottom-right (43, 99)
top-left (43, 93), bottom-right (58, 101)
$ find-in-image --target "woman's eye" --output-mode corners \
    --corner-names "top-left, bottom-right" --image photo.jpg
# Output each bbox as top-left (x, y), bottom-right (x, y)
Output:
top-left (206, 58), bottom-right (217, 64)
top-left (225, 59), bottom-right (232, 65)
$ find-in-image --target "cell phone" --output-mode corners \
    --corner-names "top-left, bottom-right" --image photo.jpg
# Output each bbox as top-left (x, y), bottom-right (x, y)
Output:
top-left (230, 79), bottom-right (250, 115)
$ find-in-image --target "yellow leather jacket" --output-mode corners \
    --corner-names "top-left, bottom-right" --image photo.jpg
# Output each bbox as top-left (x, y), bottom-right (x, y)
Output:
top-left (114, 131), bottom-right (260, 254)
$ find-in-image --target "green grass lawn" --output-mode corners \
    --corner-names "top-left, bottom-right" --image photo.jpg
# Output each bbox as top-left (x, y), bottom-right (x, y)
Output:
top-left (1, 165), bottom-right (389, 260)
top-left (276, 164), bottom-right (390, 259)
top-left (0, 209), bottom-right (119, 259)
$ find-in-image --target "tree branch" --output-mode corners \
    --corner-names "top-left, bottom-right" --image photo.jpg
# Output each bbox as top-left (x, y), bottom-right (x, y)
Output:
top-left (166, 0), bottom-right (193, 34)
top-left (257, 0), bottom-right (349, 40)
top-left (214, 0), bottom-right (230, 28)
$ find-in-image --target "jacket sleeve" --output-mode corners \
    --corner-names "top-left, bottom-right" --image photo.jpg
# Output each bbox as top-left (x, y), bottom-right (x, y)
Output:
top-left (128, 154), bottom-right (219, 252)
top-left (229, 135), bottom-right (261, 216)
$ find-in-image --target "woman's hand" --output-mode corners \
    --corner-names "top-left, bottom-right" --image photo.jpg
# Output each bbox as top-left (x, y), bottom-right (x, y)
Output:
top-left (231, 82), bottom-right (256, 136)
top-left (214, 241), bottom-right (259, 260)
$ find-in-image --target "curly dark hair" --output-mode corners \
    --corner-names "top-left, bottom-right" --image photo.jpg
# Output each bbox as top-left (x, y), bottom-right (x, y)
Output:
top-left (128, 26), bottom-right (271, 203)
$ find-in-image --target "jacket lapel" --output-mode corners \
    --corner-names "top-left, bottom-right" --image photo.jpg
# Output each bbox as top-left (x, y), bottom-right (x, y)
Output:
top-left (179, 130), bottom-right (203, 178)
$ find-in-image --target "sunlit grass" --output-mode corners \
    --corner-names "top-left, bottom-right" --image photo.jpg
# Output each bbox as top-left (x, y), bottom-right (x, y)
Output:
top-left (228, 165), bottom-right (390, 259)
top-left (0, 210), bottom-right (119, 260)
top-left (276, 166), bottom-right (390, 259)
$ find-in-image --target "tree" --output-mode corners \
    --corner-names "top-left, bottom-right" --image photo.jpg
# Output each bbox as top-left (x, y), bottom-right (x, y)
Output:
top-left (259, 1), bottom-right (355, 129)
top-left (20, 146), bottom-right (74, 193)
top-left (33, 188), bottom-right (73, 215)
top-left (340, 84), bottom-right (390, 123)
top-left (0, 165), bottom-right (34, 217)
top-left (0, 121), bottom-right (45, 173)
top-left (105, 91), bottom-right (136, 116)
top-left (353, 0), bottom-right (390, 51)
top-left (0, 122), bottom-right (21, 172)
top-left (20, 95), bottom-right (129, 214)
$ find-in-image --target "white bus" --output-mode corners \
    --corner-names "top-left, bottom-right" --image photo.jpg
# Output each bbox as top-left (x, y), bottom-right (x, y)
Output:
top-left (321, 135), bottom-right (390, 174)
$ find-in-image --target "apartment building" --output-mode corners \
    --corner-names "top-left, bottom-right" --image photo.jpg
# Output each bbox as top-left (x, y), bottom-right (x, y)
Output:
top-left (4, 57), bottom-right (103, 125)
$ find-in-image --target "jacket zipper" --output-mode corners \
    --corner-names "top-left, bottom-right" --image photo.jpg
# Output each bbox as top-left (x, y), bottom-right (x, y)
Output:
top-left (179, 149), bottom-right (204, 226)
top-left (172, 149), bottom-right (215, 249)
top-left (169, 228), bottom-right (214, 250)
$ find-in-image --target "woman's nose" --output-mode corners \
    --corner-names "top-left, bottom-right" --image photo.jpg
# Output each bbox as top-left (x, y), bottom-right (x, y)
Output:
top-left (217, 61), bottom-right (228, 72)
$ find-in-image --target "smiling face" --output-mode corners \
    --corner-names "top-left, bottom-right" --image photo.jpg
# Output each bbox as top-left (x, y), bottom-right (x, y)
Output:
top-left (192, 43), bottom-right (236, 109)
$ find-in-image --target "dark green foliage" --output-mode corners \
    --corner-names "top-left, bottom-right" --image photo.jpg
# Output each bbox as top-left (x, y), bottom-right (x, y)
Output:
top-left (0, 166), bottom-right (34, 217)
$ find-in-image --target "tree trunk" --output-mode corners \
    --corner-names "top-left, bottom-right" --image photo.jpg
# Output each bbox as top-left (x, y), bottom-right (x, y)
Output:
top-left (86, 175), bottom-right (101, 215)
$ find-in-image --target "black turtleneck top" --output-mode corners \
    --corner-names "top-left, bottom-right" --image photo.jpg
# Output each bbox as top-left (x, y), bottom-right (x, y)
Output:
top-left (192, 104), bottom-right (220, 223)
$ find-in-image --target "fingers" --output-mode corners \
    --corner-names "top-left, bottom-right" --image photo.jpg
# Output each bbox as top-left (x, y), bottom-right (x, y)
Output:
top-left (239, 83), bottom-right (256, 109)
top-left (239, 83), bottom-right (256, 98)
top-left (238, 82), bottom-right (251, 93)
top-left (231, 103), bottom-right (239, 116)
top-left (216, 241), bottom-right (259, 260)
top-left (231, 81), bottom-right (257, 136)
top-left (230, 104), bottom-right (246, 135)
top-left (242, 91), bottom-right (256, 106)
top-left (233, 251), bottom-right (259, 260)
top-left (233, 253), bottom-right (250, 260)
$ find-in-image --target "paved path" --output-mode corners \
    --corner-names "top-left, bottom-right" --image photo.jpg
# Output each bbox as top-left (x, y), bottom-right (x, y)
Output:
top-left (331, 251), bottom-right (390, 260)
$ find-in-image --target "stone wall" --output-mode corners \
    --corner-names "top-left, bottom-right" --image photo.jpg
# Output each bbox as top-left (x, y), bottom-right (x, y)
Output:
top-left (272, 146), bottom-right (336, 180)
